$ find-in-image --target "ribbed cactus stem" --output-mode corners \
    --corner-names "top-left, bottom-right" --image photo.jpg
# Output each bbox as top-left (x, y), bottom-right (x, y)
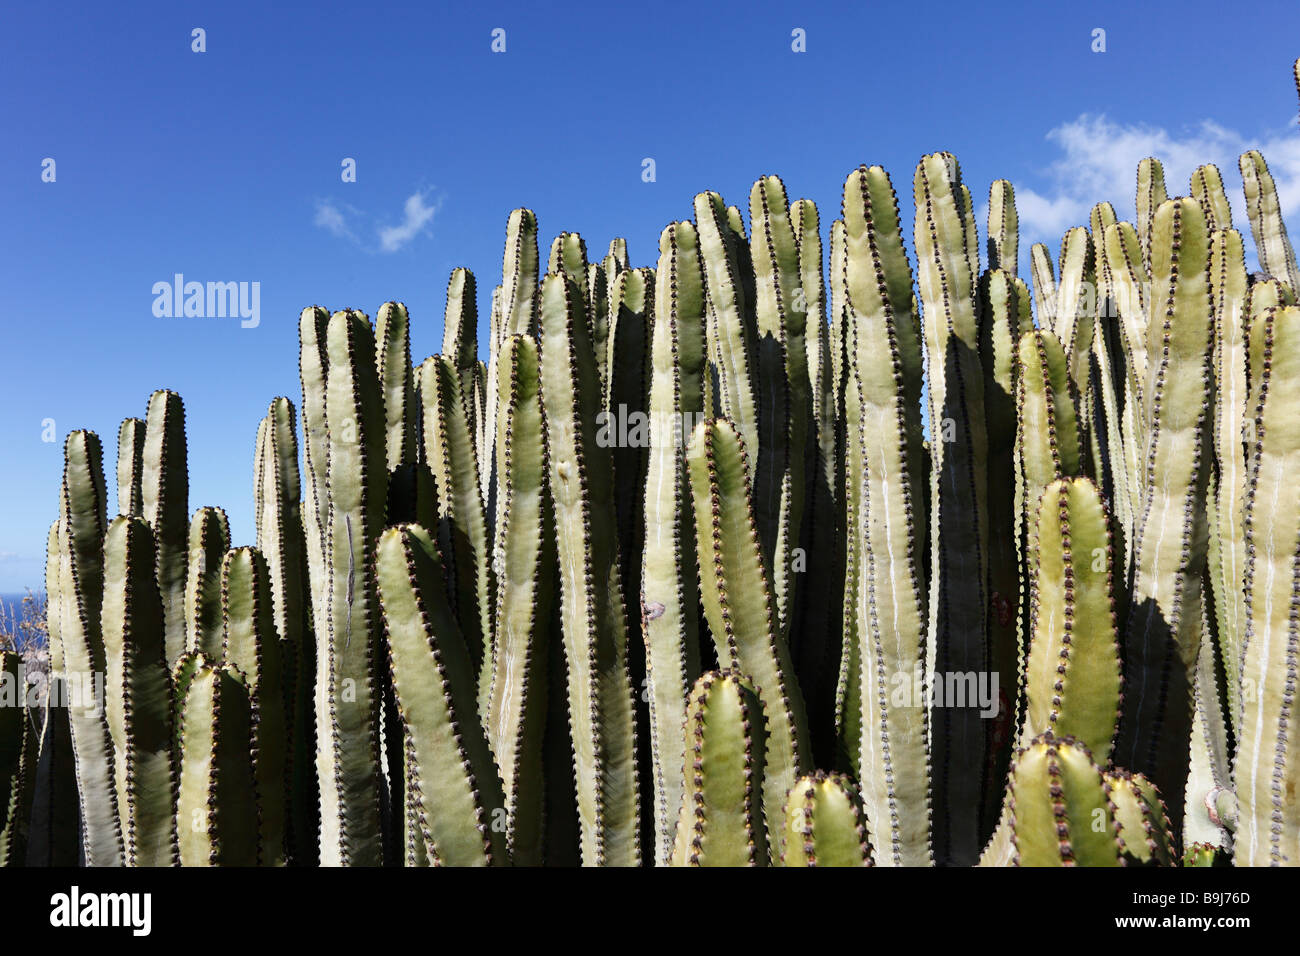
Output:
top-left (375, 525), bottom-right (508, 866)
top-left (1116, 197), bottom-right (1213, 838)
top-left (220, 546), bottom-right (288, 865)
top-left (317, 309), bottom-right (387, 866)
top-left (538, 271), bottom-right (641, 866)
top-left (1009, 733), bottom-right (1121, 867)
top-left (102, 515), bottom-right (177, 866)
top-left (841, 164), bottom-right (930, 866)
top-left (116, 418), bottom-right (146, 517)
top-left (184, 506), bottom-right (230, 657)
top-left (1235, 304), bottom-right (1300, 866)
top-left (913, 151), bottom-right (991, 865)
top-left (1107, 770), bottom-right (1174, 865)
top-left (1239, 150), bottom-right (1300, 297)
top-left (58, 430), bottom-right (124, 866)
top-left (686, 417), bottom-right (808, 860)
top-left (670, 670), bottom-right (767, 867)
top-left (174, 653), bottom-right (257, 866)
top-left (641, 222), bottom-right (706, 865)
top-left (485, 333), bottom-right (552, 866)
top-left (0, 651), bottom-right (38, 865)
top-left (779, 771), bottom-right (872, 867)
top-left (142, 389), bottom-right (189, 668)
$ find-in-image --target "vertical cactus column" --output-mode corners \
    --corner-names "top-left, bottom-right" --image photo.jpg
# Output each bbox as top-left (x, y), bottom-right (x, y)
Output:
top-left (1239, 150), bottom-right (1300, 297)
top-left (841, 165), bottom-right (930, 865)
top-left (687, 417), bottom-right (808, 860)
top-left (0, 650), bottom-right (37, 865)
top-left (485, 333), bottom-right (552, 866)
top-left (749, 175), bottom-right (810, 636)
top-left (641, 222), bottom-right (706, 865)
top-left (184, 506), bottom-right (230, 657)
top-left (1236, 304), bottom-right (1300, 866)
top-left (116, 418), bottom-right (146, 517)
top-left (694, 192), bottom-right (759, 462)
top-left (913, 152), bottom-right (991, 865)
top-left (375, 525), bottom-right (508, 866)
top-left (670, 671), bottom-right (766, 867)
top-left (538, 272), bottom-right (641, 866)
top-left (174, 653), bottom-right (257, 866)
top-left (254, 396), bottom-right (316, 864)
top-left (221, 546), bottom-right (288, 865)
top-left (1009, 733), bottom-right (1121, 867)
top-left (1115, 198), bottom-right (1213, 838)
top-left (791, 197), bottom-right (840, 768)
top-left (102, 515), bottom-right (177, 866)
top-left (317, 309), bottom-right (387, 866)
top-left (58, 430), bottom-right (124, 866)
top-left (419, 354), bottom-right (494, 709)
top-left (142, 389), bottom-right (189, 668)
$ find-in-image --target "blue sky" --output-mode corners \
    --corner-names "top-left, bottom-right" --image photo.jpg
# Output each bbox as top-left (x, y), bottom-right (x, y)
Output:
top-left (3, 0), bottom-right (1299, 591)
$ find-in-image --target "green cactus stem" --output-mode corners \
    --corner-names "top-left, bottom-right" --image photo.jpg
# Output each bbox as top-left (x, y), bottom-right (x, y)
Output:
top-left (317, 309), bottom-right (387, 867)
top-left (538, 271), bottom-right (641, 866)
top-left (184, 506), bottom-right (230, 658)
top-left (1115, 197), bottom-right (1213, 839)
top-left (102, 515), bottom-right (177, 866)
top-left (375, 525), bottom-right (508, 866)
top-left (686, 416), bottom-right (808, 860)
top-left (840, 164), bottom-right (930, 866)
top-left (1235, 303), bottom-right (1300, 866)
top-left (640, 222), bottom-right (706, 865)
top-left (1009, 733), bottom-right (1121, 867)
top-left (58, 430), bottom-right (124, 866)
top-left (779, 771), bottom-right (872, 867)
top-left (670, 670), bottom-right (767, 867)
top-left (1239, 149), bottom-right (1300, 296)
top-left (142, 389), bottom-right (189, 668)
top-left (220, 546), bottom-right (289, 866)
top-left (484, 333), bottom-right (553, 866)
top-left (174, 653), bottom-right (257, 866)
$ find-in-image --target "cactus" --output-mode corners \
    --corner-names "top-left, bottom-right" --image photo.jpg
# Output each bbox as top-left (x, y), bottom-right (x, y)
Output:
top-left (484, 333), bottom-right (552, 865)
top-left (102, 515), bottom-right (177, 866)
top-left (374, 525), bottom-right (507, 866)
top-left (641, 222), bottom-right (706, 865)
top-left (174, 653), bottom-right (257, 866)
top-left (686, 417), bottom-right (809, 860)
top-left (1235, 304), bottom-right (1300, 866)
top-left (1009, 733), bottom-right (1121, 867)
top-left (22, 68), bottom-right (1300, 867)
top-left (779, 772), bottom-right (872, 867)
top-left (670, 670), bottom-right (767, 866)
top-left (0, 651), bottom-right (38, 865)
top-left (538, 272), bottom-right (640, 866)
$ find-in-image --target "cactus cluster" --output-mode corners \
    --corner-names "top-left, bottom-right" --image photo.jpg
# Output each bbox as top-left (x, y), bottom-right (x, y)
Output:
top-left (7, 64), bottom-right (1300, 868)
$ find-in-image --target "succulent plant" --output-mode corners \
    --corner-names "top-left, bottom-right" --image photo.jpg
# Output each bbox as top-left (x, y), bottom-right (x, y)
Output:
top-left (14, 57), bottom-right (1300, 869)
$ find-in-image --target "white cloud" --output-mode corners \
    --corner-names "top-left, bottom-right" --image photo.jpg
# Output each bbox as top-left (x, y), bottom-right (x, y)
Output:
top-left (377, 191), bottom-right (437, 252)
top-left (314, 199), bottom-right (357, 241)
top-left (313, 191), bottom-right (439, 253)
top-left (1013, 113), bottom-right (1300, 273)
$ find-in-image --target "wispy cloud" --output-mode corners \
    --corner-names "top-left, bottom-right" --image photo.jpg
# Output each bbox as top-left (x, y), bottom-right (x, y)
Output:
top-left (313, 190), bottom-right (439, 253)
top-left (314, 199), bottom-right (359, 241)
top-left (378, 192), bottom-right (438, 252)
top-left (1009, 114), bottom-right (1300, 272)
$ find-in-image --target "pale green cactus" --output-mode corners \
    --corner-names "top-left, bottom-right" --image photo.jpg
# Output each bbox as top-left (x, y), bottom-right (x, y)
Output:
top-left (28, 71), bottom-right (1300, 868)
top-left (779, 772), bottom-right (872, 867)
top-left (670, 670), bottom-right (767, 867)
